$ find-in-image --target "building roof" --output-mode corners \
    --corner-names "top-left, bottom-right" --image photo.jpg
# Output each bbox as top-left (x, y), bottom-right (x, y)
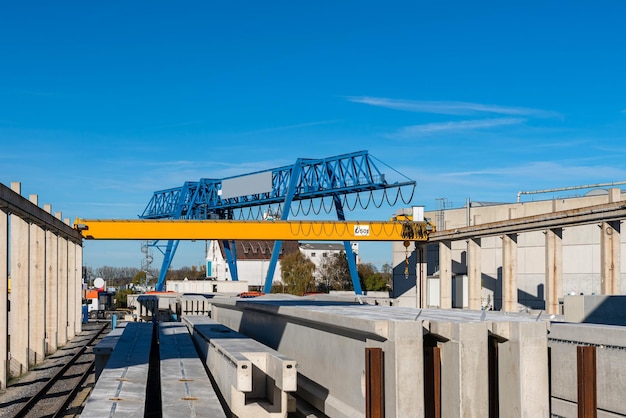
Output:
top-left (299, 242), bottom-right (345, 251)
top-left (218, 240), bottom-right (300, 261)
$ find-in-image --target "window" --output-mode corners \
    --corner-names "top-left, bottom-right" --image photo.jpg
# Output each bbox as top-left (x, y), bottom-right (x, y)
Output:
top-left (311, 252), bottom-right (316, 257)
top-left (322, 253), bottom-right (328, 257)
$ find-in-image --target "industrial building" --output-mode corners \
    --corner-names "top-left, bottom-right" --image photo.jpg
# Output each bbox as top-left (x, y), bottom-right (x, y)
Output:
top-left (392, 186), bottom-right (626, 311)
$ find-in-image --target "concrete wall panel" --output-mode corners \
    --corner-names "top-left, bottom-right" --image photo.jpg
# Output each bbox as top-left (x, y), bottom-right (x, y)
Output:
top-left (9, 214), bottom-right (29, 376)
top-left (212, 300), bottom-right (426, 418)
top-left (28, 217), bottom-right (46, 365)
top-left (57, 235), bottom-right (68, 347)
top-left (0, 210), bottom-right (7, 389)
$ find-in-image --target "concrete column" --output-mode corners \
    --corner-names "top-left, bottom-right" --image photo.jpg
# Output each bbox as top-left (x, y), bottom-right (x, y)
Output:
top-left (416, 243), bottom-right (428, 309)
top-left (600, 220), bottom-right (621, 295)
top-left (467, 238), bottom-right (482, 310)
top-left (45, 219), bottom-right (58, 354)
top-left (75, 240), bottom-right (83, 334)
top-left (66, 220), bottom-right (76, 340)
top-left (502, 234), bottom-right (518, 312)
top-left (28, 195), bottom-right (45, 366)
top-left (56, 212), bottom-right (68, 347)
top-left (608, 187), bottom-right (622, 203)
top-left (0, 209), bottom-right (8, 390)
top-left (545, 228), bottom-right (563, 315)
top-left (9, 212), bottom-right (29, 375)
top-left (492, 321), bottom-right (550, 417)
top-left (439, 240), bottom-right (452, 309)
top-left (430, 321), bottom-right (489, 417)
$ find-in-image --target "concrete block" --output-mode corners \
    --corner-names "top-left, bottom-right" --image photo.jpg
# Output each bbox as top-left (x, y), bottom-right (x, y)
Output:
top-left (564, 295), bottom-right (626, 325)
top-left (549, 322), bottom-right (626, 417)
top-left (430, 321), bottom-right (489, 418)
top-left (159, 322), bottom-right (226, 417)
top-left (492, 321), bottom-right (549, 418)
top-left (185, 315), bottom-right (297, 417)
top-left (81, 323), bottom-right (153, 418)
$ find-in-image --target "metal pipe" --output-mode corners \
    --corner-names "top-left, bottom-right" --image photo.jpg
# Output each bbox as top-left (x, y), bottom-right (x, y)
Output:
top-left (517, 181), bottom-right (626, 202)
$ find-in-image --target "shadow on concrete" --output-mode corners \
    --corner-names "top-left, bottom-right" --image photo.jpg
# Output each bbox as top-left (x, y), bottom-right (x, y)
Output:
top-left (573, 295), bottom-right (626, 326)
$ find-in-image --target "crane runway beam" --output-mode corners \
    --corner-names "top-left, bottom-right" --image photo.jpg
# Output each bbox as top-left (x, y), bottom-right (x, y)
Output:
top-left (74, 219), bottom-right (432, 242)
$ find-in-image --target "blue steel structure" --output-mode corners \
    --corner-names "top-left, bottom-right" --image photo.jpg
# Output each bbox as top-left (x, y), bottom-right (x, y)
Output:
top-left (140, 150), bottom-right (415, 293)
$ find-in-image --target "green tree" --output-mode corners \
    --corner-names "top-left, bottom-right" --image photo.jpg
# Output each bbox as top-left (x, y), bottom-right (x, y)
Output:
top-left (358, 263), bottom-right (391, 292)
top-left (280, 251), bottom-right (316, 295)
top-left (115, 288), bottom-right (136, 308)
top-left (132, 270), bottom-right (147, 286)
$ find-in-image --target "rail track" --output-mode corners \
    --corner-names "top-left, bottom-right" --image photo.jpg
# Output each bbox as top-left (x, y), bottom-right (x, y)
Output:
top-left (0, 322), bottom-right (109, 418)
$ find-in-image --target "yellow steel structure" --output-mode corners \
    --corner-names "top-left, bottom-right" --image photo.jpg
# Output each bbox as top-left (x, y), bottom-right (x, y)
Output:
top-left (73, 218), bottom-right (433, 242)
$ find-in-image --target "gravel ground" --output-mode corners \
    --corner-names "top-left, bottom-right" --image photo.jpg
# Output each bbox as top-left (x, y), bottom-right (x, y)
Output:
top-left (0, 322), bottom-right (105, 418)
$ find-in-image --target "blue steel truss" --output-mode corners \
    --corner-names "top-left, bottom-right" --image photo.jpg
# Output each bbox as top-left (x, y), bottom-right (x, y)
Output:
top-left (140, 150), bottom-right (415, 292)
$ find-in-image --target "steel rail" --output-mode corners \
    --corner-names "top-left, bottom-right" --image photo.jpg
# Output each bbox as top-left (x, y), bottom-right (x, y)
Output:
top-left (13, 323), bottom-right (108, 418)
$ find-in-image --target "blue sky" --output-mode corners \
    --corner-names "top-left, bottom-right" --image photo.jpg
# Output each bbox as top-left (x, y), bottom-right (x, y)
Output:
top-left (2, 2), bottom-right (626, 270)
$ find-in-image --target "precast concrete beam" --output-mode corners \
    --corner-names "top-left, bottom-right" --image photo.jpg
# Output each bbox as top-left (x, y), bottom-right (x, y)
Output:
top-left (429, 321), bottom-right (489, 418)
top-left (210, 300), bottom-right (426, 418)
top-left (9, 214), bottom-right (29, 376)
top-left (491, 321), bottom-right (550, 417)
top-left (67, 222), bottom-right (76, 340)
top-left (467, 238), bottom-right (482, 310)
top-left (0, 209), bottom-right (7, 390)
top-left (439, 240), bottom-right (452, 309)
top-left (159, 322), bottom-right (226, 418)
top-left (502, 234), bottom-right (518, 312)
top-left (417, 243), bottom-right (428, 309)
top-left (28, 205), bottom-right (46, 366)
top-left (549, 323), bottom-right (626, 417)
top-left (184, 316), bottom-right (296, 417)
top-left (72, 239), bottom-right (82, 335)
top-left (600, 220), bottom-right (621, 295)
top-left (0, 183), bottom-right (81, 244)
top-left (81, 323), bottom-right (153, 418)
top-left (45, 222), bottom-right (58, 354)
top-left (57, 228), bottom-right (68, 347)
top-left (545, 228), bottom-right (563, 316)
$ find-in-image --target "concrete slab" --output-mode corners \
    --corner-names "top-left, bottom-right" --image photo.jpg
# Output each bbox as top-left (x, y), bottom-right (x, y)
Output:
top-left (81, 322), bottom-right (153, 418)
top-left (185, 315), bottom-right (297, 418)
top-left (159, 322), bottom-right (226, 418)
top-left (93, 322), bottom-right (128, 381)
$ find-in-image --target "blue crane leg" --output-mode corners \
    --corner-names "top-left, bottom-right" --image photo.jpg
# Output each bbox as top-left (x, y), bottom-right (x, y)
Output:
top-left (223, 240), bottom-right (239, 281)
top-left (333, 195), bottom-right (362, 294)
top-left (264, 159), bottom-right (303, 293)
top-left (155, 239), bottom-right (179, 292)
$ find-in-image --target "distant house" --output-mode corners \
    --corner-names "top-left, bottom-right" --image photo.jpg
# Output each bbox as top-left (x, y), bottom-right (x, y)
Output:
top-left (204, 240), bottom-right (358, 287)
top-left (298, 242), bottom-right (359, 280)
top-left (205, 240), bottom-right (300, 287)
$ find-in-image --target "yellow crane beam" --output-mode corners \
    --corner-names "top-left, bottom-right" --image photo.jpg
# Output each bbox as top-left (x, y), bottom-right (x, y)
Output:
top-left (73, 218), bottom-right (433, 242)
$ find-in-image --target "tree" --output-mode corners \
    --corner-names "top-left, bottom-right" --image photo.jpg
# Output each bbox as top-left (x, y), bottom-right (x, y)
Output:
top-left (132, 270), bottom-right (147, 286)
top-left (318, 251), bottom-right (352, 291)
top-left (358, 263), bottom-right (391, 292)
top-left (280, 251), bottom-right (316, 295)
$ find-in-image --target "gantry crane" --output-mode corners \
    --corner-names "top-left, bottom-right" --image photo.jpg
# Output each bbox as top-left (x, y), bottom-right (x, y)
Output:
top-left (131, 151), bottom-right (418, 293)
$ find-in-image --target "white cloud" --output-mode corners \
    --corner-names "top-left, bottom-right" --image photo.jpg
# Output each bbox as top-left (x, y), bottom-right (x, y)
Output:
top-left (347, 96), bottom-right (560, 118)
top-left (387, 118), bottom-right (525, 138)
top-left (443, 161), bottom-right (626, 182)
top-left (233, 120), bottom-right (338, 137)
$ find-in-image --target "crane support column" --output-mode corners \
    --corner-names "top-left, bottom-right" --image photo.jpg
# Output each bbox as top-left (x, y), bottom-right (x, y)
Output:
top-left (545, 228), bottom-right (563, 316)
top-left (600, 220), bottom-right (621, 295)
top-left (264, 160), bottom-right (303, 294)
top-left (502, 233), bottom-right (518, 312)
top-left (467, 238), bottom-right (482, 311)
